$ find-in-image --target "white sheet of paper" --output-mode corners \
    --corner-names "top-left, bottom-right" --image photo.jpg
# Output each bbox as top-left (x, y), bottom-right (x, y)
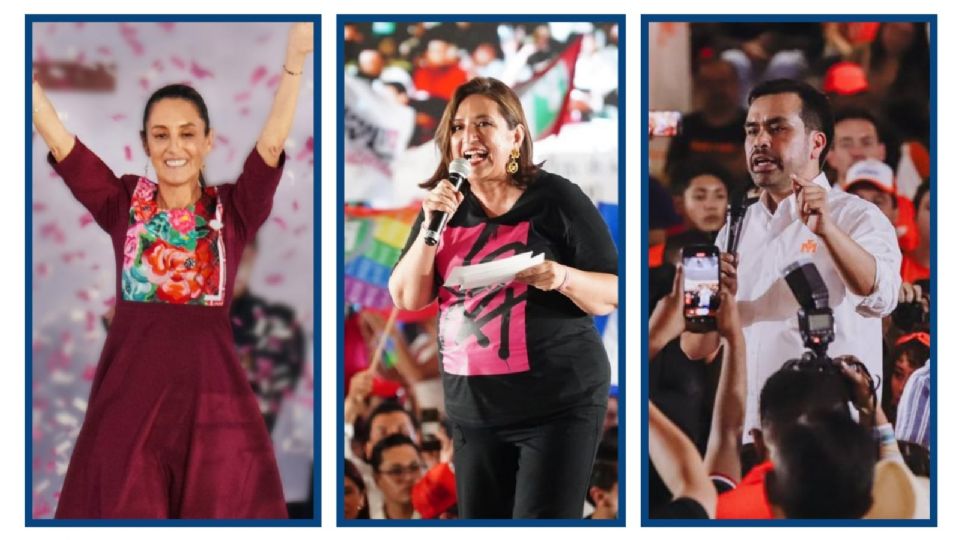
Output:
top-left (443, 252), bottom-right (545, 290)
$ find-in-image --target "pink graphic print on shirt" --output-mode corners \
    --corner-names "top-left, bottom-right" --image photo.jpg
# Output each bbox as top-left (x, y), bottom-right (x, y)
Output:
top-left (436, 222), bottom-right (531, 376)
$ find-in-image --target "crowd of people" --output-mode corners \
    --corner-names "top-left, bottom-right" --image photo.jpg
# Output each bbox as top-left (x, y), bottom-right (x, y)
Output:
top-left (648, 22), bottom-right (931, 520)
top-left (344, 21), bottom-right (619, 148)
top-left (343, 311), bottom-right (620, 520)
top-left (343, 22), bottom-right (621, 520)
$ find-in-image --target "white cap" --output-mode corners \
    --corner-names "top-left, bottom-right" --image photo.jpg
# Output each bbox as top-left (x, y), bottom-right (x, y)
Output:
top-left (844, 158), bottom-right (896, 194)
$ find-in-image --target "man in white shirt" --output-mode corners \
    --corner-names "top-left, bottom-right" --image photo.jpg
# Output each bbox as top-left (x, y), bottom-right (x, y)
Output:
top-left (709, 79), bottom-right (901, 437)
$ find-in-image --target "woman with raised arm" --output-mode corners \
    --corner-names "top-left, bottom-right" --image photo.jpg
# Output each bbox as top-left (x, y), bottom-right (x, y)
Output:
top-left (388, 77), bottom-right (618, 518)
top-left (33, 23), bottom-right (313, 519)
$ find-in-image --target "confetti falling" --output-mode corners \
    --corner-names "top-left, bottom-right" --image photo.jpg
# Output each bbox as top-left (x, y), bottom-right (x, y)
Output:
top-left (189, 61), bottom-right (214, 79)
top-left (250, 65), bottom-right (267, 85)
top-left (32, 22), bottom-right (314, 517)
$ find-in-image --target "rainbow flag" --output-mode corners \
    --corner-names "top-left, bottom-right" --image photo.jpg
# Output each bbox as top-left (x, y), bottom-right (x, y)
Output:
top-left (344, 204), bottom-right (421, 309)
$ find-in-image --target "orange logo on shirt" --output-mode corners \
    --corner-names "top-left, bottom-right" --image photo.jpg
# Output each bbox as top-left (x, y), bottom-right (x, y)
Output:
top-left (801, 239), bottom-right (818, 253)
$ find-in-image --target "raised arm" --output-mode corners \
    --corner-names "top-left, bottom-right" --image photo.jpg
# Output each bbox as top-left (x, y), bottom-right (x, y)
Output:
top-left (256, 22), bottom-right (314, 167)
top-left (649, 402), bottom-right (717, 518)
top-left (32, 78), bottom-right (76, 162)
top-left (703, 290), bottom-right (747, 483)
top-left (389, 180), bottom-right (464, 310)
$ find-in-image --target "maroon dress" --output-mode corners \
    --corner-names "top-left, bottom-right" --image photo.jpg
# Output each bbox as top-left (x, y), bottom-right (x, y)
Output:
top-left (50, 139), bottom-right (288, 518)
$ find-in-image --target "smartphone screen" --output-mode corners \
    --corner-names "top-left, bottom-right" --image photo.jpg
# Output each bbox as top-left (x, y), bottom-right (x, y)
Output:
top-left (682, 246), bottom-right (720, 321)
top-left (649, 110), bottom-right (682, 137)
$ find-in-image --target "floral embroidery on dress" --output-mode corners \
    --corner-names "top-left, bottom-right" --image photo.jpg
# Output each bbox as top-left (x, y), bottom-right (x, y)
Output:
top-left (121, 178), bottom-right (226, 306)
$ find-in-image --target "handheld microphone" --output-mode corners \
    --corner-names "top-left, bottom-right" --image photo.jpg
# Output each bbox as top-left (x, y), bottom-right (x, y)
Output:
top-left (424, 158), bottom-right (471, 246)
top-left (725, 192), bottom-right (758, 255)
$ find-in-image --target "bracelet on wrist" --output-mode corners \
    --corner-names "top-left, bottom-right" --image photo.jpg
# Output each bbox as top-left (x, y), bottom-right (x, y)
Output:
top-left (555, 266), bottom-right (570, 291)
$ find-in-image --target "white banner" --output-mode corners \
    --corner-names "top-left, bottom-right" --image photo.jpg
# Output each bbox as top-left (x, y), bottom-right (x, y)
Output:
top-left (343, 75), bottom-right (415, 206)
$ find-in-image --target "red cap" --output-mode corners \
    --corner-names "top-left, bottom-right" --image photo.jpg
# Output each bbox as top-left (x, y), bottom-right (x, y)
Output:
top-left (823, 61), bottom-right (869, 95)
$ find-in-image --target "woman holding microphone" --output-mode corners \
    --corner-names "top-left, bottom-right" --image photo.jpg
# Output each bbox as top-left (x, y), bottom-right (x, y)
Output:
top-left (389, 77), bottom-right (618, 518)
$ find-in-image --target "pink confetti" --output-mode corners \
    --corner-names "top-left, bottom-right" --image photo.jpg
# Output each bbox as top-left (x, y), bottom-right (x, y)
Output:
top-left (119, 24), bottom-right (145, 56)
top-left (103, 296), bottom-right (115, 308)
top-left (234, 91), bottom-right (251, 103)
top-left (267, 74), bottom-right (282, 88)
top-left (255, 34), bottom-right (271, 44)
top-left (296, 136), bottom-right (314, 161)
top-left (33, 202), bottom-right (47, 212)
top-left (250, 65), bottom-right (268, 85)
top-left (33, 498), bottom-right (51, 519)
top-left (82, 364), bottom-right (96, 381)
top-left (39, 222), bottom-right (66, 244)
top-left (61, 251), bottom-right (85, 263)
top-left (190, 61), bottom-right (213, 79)
top-left (76, 290), bottom-right (91, 302)
top-left (46, 24), bottom-right (56, 36)
top-left (97, 46), bottom-right (112, 56)
top-left (139, 77), bottom-right (149, 91)
top-left (265, 273), bottom-right (284, 286)
top-left (283, 249), bottom-right (296, 260)
top-left (216, 134), bottom-right (230, 145)
top-left (294, 224), bottom-right (309, 236)
top-left (170, 56), bottom-right (186, 70)
top-left (74, 22), bottom-right (85, 29)
top-left (271, 216), bottom-right (288, 230)
top-left (124, 145), bottom-right (133, 161)
top-left (227, 148), bottom-right (236, 163)
top-left (35, 45), bottom-right (48, 62)
top-left (292, 200), bottom-right (299, 212)
top-left (239, 107), bottom-right (250, 117)
top-left (110, 113), bottom-right (127, 121)
top-left (79, 213), bottom-right (94, 227)
top-left (152, 59), bottom-right (164, 72)
top-left (85, 311), bottom-right (96, 332)
top-left (157, 22), bottom-right (176, 32)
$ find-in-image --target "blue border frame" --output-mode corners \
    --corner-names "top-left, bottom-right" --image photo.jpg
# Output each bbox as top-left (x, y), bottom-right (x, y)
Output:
top-left (640, 14), bottom-right (937, 527)
top-left (337, 14), bottom-right (626, 527)
top-left (25, 13), bottom-right (322, 527)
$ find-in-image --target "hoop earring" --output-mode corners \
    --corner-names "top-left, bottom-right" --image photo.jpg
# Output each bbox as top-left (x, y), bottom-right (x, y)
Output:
top-left (507, 147), bottom-right (520, 175)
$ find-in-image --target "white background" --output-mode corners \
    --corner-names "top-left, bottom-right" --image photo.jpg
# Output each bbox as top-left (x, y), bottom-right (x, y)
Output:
top-left (3, 0), bottom-right (957, 538)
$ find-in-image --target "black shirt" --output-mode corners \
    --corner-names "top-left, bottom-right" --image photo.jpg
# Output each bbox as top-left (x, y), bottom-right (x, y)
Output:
top-left (651, 497), bottom-right (710, 519)
top-left (398, 170), bottom-right (617, 426)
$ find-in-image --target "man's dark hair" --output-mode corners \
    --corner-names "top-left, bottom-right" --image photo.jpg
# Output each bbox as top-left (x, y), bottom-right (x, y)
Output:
top-left (366, 399), bottom-right (419, 432)
top-left (748, 79), bottom-right (834, 169)
top-left (894, 337), bottom-right (930, 370)
top-left (370, 433), bottom-right (420, 473)
top-left (670, 158), bottom-right (734, 197)
top-left (759, 363), bottom-right (850, 435)
top-left (586, 460), bottom-right (618, 505)
top-left (834, 106), bottom-right (880, 133)
top-left (764, 410), bottom-right (875, 518)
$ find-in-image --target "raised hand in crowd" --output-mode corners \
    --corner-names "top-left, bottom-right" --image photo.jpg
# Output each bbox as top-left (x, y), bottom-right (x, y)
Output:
top-left (649, 264), bottom-right (684, 358)
top-left (704, 288), bottom-right (747, 483)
